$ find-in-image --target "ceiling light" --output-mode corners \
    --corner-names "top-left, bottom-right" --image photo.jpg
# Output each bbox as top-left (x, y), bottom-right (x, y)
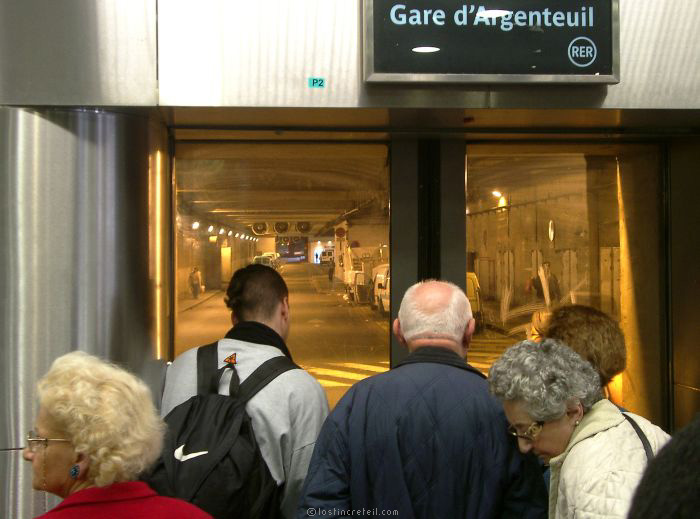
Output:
top-left (412, 46), bottom-right (440, 53)
top-left (492, 190), bottom-right (502, 198)
top-left (228, 231), bottom-right (233, 236)
top-left (207, 225), bottom-right (214, 233)
top-left (219, 228), bottom-right (225, 235)
top-left (235, 233), bottom-right (240, 238)
top-left (191, 221), bottom-right (200, 230)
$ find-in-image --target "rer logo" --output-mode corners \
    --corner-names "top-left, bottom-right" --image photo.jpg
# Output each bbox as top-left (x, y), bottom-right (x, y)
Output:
top-left (568, 37), bottom-right (597, 68)
top-left (308, 77), bottom-right (326, 88)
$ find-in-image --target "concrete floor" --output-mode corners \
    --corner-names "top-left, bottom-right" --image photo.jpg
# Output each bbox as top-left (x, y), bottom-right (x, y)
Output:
top-left (174, 262), bottom-right (515, 408)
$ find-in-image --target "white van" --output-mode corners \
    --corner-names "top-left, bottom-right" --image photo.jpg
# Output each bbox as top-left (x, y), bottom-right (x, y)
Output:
top-left (371, 263), bottom-right (390, 312)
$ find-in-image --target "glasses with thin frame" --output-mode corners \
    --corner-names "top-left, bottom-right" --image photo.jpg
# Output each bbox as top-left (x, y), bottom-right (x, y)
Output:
top-left (507, 421), bottom-right (545, 441)
top-left (26, 430), bottom-right (71, 453)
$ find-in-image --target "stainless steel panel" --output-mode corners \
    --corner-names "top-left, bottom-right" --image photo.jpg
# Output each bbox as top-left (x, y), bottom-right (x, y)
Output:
top-left (158, 0), bottom-right (700, 109)
top-left (0, 107), bottom-right (169, 516)
top-left (491, 0), bottom-right (700, 109)
top-left (0, 0), bottom-right (157, 105)
top-left (157, 0), bottom-right (488, 108)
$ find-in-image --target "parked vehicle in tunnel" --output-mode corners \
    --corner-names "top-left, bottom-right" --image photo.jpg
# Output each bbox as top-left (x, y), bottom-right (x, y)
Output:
top-left (376, 271), bottom-right (390, 315)
top-left (261, 251), bottom-right (280, 269)
top-left (253, 255), bottom-right (273, 268)
top-left (320, 249), bottom-right (334, 264)
top-left (370, 263), bottom-right (389, 311)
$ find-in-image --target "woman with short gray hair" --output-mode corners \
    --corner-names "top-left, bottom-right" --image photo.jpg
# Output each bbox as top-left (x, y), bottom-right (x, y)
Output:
top-left (489, 339), bottom-right (669, 519)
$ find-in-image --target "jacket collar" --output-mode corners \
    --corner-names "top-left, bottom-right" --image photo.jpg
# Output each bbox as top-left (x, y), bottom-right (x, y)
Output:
top-left (394, 346), bottom-right (486, 378)
top-left (225, 321), bottom-right (293, 361)
top-left (51, 481), bottom-right (155, 510)
top-left (547, 398), bottom-right (624, 517)
top-left (549, 398), bottom-right (624, 469)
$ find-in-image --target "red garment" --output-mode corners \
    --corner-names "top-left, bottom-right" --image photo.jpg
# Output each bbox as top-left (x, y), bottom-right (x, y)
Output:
top-left (35, 481), bottom-right (212, 519)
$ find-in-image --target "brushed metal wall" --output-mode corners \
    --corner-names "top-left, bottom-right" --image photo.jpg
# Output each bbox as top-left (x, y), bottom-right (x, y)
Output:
top-left (157, 0), bottom-right (700, 109)
top-left (0, 0), bottom-right (157, 105)
top-left (0, 107), bottom-right (169, 516)
top-left (1, 0), bottom-right (698, 109)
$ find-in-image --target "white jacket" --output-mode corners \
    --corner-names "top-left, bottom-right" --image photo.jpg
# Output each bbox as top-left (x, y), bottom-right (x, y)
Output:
top-left (161, 337), bottom-right (329, 519)
top-left (549, 399), bottom-right (670, 519)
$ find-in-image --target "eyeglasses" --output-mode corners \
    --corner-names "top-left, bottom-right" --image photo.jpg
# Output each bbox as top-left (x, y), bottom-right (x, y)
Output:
top-left (26, 430), bottom-right (71, 453)
top-left (507, 421), bottom-right (545, 441)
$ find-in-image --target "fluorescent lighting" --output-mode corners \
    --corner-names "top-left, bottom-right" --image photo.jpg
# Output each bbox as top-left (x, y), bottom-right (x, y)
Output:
top-left (219, 228), bottom-right (225, 235)
top-left (228, 231), bottom-right (233, 236)
top-left (191, 221), bottom-right (200, 230)
top-left (412, 46), bottom-right (440, 53)
top-left (492, 190), bottom-right (502, 198)
top-left (235, 233), bottom-right (240, 238)
top-left (207, 225), bottom-right (214, 233)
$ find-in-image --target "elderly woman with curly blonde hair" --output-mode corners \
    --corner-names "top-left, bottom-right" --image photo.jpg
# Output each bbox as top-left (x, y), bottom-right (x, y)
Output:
top-left (23, 351), bottom-right (211, 519)
top-left (489, 339), bottom-right (669, 519)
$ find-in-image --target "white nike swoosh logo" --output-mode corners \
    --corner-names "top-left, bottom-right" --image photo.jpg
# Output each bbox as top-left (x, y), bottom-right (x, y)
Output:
top-left (173, 444), bottom-right (208, 462)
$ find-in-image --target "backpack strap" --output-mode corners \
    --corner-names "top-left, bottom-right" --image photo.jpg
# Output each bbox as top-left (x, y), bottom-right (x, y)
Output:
top-left (238, 356), bottom-right (300, 403)
top-left (197, 341), bottom-right (227, 395)
top-left (622, 413), bottom-right (654, 461)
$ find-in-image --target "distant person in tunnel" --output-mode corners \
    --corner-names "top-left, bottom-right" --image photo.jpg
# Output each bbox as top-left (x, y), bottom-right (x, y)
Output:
top-left (526, 261), bottom-right (561, 306)
top-left (161, 264), bottom-right (329, 519)
top-left (188, 266), bottom-right (202, 299)
top-left (298, 280), bottom-right (547, 519)
top-left (327, 258), bottom-right (335, 283)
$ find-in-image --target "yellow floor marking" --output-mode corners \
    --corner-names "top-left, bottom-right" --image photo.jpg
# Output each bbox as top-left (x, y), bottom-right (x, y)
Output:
top-left (308, 368), bottom-right (369, 381)
top-left (329, 362), bottom-right (389, 373)
top-left (315, 379), bottom-right (352, 387)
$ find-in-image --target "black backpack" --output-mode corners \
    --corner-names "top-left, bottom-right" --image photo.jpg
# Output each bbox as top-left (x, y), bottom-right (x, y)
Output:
top-left (145, 342), bottom-right (299, 519)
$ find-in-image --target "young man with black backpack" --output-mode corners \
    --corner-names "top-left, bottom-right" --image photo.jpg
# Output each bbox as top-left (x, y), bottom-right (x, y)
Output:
top-left (157, 264), bottom-right (329, 518)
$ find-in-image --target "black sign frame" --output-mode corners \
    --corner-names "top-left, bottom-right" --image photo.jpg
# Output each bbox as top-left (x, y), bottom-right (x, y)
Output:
top-left (363, 0), bottom-right (620, 84)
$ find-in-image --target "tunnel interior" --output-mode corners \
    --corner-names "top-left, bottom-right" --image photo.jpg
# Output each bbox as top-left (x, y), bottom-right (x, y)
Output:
top-left (166, 108), bottom-right (666, 412)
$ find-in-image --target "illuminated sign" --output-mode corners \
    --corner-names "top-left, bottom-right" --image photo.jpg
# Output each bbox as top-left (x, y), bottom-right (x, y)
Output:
top-left (364, 0), bottom-right (619, 83)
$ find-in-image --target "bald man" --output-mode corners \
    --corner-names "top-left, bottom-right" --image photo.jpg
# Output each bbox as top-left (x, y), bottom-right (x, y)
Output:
top-left (298, 280), bottom-right (547, 519)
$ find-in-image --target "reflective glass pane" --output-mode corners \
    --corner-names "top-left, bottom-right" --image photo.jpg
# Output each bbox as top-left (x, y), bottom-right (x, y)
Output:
top-left (466, 144), bottom-right (662, 417)
top-left (174, 143), bottom-right (390, 407)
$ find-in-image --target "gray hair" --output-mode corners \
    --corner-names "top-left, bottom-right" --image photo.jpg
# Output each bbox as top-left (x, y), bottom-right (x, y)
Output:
top-left (488, 339), bottom-right (602, 421)
top-left (398, 280), bottom-right (472, 343)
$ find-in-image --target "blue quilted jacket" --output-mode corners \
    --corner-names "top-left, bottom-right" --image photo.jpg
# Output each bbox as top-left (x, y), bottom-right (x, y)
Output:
top-left (298, 347), bottom-right (547, 519)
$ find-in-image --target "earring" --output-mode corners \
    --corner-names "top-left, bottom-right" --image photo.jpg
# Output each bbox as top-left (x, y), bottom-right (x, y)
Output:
top-left (69, 464), bottom-right (80, 479)
top-left (575, 420), bottom-right (581, 426)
